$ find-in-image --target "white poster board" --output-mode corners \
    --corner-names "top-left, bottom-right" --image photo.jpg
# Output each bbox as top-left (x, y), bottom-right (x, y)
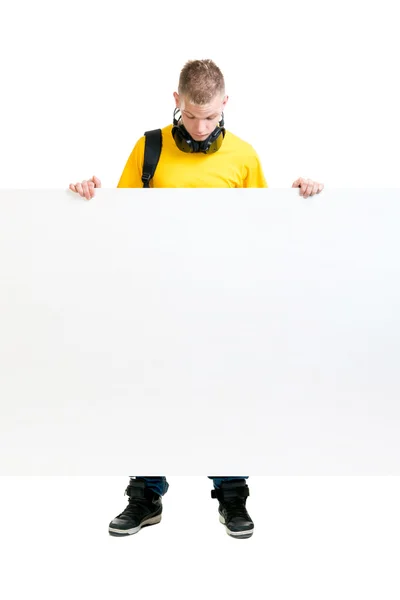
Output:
top-left (1, 188), bottom-right (400, 474)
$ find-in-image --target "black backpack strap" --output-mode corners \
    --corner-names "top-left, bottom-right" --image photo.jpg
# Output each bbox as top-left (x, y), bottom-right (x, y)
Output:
top-left (142, 129), bottom-right (162, 188)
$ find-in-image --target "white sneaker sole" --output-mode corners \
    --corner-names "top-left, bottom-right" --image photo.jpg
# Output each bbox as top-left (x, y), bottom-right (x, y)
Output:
top-left (109, 514), bottom-right (162, 536)
top-left (219, 514), bottom-right (254, 538)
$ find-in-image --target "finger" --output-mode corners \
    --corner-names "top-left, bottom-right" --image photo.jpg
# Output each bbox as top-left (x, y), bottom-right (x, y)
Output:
top-left (81, 181), bottom-right (91, 200)
top-left (301, 183), bottom-right (309, 197)
top-left (69, 183), bottom-right (76, 192)
top-left (75, 183), bottom-right (84, 197)
top-left (292, 177), bottom-right (304, 188)
top-left (88, 181), bottom-right (95, 198)
top-left (300, 181), bottom-right (309, 196)
top-left (317, 182), bottom-right (324, 193)
top-left (302, 179), bottom-right (312, 198)
top-left (303, 181), bottom-right (314, 199)
top-left (307, 181), bottom-right (319, 196)
top-left (93, 175), bottom-right (101, 188)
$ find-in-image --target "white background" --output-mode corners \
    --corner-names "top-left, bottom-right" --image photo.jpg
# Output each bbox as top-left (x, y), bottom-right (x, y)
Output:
top-left (0, 0), bottom-right (399, 189)
top-left (1, 0), bottom-right (400, 597)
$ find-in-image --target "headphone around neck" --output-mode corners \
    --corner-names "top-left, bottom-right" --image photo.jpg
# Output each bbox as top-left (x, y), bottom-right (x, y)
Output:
top-left (171, 108), bottom-right (225, 154)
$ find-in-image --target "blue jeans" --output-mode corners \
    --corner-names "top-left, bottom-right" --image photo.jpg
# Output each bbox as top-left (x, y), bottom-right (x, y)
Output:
top-left (130, 476), bottom-right (249, 496)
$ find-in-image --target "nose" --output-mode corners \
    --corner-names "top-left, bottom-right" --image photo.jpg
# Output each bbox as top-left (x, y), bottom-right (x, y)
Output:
top-left (193, 120), bottom-right (207, 136)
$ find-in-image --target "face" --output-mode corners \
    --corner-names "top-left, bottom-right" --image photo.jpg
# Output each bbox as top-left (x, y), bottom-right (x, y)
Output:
top-left (173, 92), bottom-right (228, 141)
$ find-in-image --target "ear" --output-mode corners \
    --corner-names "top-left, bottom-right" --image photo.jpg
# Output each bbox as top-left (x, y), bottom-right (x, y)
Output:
top-left (173, 92), bottom-right (180, 108)
top-left (222, 95), bottom-right (229, 109)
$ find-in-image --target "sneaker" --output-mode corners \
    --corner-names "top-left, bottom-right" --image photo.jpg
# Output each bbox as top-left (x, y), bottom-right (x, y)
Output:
top-left (211, 479), bottom-right (254, 539)
top-left (109, 479), bottom-right (162, 536)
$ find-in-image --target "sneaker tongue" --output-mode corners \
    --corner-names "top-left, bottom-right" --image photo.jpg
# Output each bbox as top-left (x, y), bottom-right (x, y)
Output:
top-left (224, 500), bottom-right (249, 519)
top-left (226, 498), bottom-right (245, 507)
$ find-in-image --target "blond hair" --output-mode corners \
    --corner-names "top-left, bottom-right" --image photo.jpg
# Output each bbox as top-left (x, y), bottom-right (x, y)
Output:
top-left (178, 59), bottom-right (225, 105)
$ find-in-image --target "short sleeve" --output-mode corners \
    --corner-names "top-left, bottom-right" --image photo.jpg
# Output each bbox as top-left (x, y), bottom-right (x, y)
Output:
top-left (243, 152), bottom-right (268, 188)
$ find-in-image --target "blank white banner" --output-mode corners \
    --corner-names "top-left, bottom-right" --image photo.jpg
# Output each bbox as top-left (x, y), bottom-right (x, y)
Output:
top-left (1, 188), bottom-right (400, 475)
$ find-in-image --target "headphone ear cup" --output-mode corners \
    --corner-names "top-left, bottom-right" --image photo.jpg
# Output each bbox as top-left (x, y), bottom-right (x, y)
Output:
top-left (199, 126), bottom-right (225, 152)
top-left (172, 124), bottom-right (195, 153)
top-left (171, 125), bottom-right (179, 141)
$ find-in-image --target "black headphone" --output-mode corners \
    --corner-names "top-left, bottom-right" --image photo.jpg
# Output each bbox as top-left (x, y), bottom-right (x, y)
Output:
top-left (171, 108), bottom-right (225, 154)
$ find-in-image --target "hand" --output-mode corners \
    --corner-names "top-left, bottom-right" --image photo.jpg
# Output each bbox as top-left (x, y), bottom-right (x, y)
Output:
top-left (292, 177), bottom-right (324, 199)
top-left (69, 175), bottom-right (101, 200)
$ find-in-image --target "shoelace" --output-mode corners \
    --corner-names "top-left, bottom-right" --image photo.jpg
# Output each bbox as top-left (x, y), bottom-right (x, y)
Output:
top-left (223, 499), bottom-right (251, 521)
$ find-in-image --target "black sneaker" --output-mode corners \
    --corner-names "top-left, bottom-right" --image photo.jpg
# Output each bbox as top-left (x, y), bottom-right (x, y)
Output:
top-left (109, 479), bottom-right (163, 536)
top-left (211, 479), bottom-right (254, 539)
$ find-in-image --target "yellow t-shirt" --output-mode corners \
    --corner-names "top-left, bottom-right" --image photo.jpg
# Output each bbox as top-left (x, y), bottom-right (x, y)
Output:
top-left (117, 124), bottom-right (268, 188)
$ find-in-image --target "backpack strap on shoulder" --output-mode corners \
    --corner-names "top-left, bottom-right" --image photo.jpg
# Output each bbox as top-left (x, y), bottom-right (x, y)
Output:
top-left (142, 129), bottom-right (162, 188)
